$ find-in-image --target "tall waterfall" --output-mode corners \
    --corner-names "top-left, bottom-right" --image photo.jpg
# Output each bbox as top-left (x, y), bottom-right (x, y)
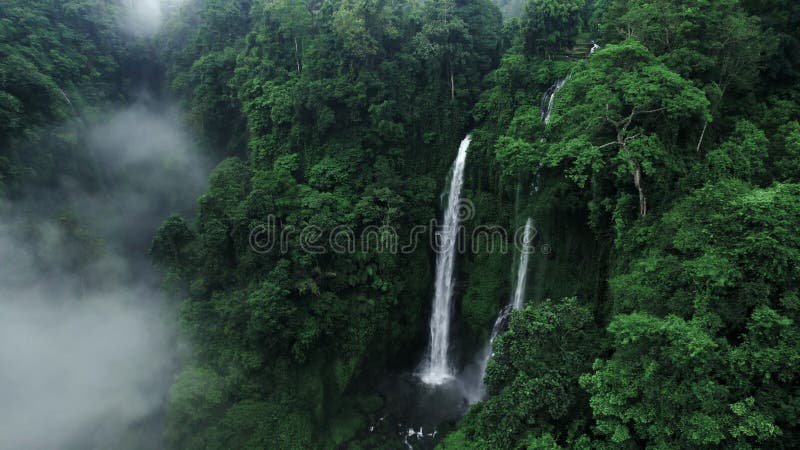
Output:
top-left (511, 218), bottom-right (534, 310)
top-left (420, 135), bottom-right (471, 385)
top-left (541, 76), bottom-right (569, 124)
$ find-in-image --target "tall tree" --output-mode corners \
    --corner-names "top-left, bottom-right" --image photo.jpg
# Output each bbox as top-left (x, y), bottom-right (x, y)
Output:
top-left (546, 39), bottom-right (709, 217)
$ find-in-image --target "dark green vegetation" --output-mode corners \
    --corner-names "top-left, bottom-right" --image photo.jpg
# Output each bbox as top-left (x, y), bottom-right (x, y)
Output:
top-left (0, 0), bottom-right (124, 198)
top-left (3, 0), bottom-right (800, 448)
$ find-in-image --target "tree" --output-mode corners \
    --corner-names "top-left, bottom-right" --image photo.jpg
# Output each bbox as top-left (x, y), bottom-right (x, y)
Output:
top-left (706, 120), bottom-right (769, 184)
top-left (0, 0), bottom-right (126, 196)
top-left (414, 0), bottom-right (470, 101)
top-left (772, 122), bottom-right (800, 182)
top-left (597, 0), bottom-right (769, 149)
top-left (547, 39), bottom-right (709, 217)
top-left (331, 0), bottom-right (381, 62)
top-left (415, 0), bottom-right (501, 101)
top-left (580, 313), bottom-right (735, 447)
top-left (521, 0), bottom-right (585, 58)
top-left (443, 299), bottom-right (600, 448)
top-left (150, 214), bottom-right (195, 274)
top-left (252, 0), bottom-right (317, 73)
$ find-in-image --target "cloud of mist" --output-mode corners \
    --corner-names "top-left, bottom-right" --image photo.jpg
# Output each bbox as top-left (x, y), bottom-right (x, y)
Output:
top-left (121, 0), bottom-right (187, 36)
top-left (0, 291), bottom-right (170, 450)
top-left (79, 100), bottom-right (209, 263)
top-left (0, 98), bottom-right (208, 450)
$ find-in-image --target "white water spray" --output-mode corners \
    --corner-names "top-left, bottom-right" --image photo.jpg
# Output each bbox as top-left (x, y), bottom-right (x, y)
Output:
top-left (420, 135), bottom-right (471, 385)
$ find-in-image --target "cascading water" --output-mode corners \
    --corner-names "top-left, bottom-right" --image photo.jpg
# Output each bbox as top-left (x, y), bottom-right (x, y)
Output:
top-left (463, 305), bottom-right (510, 403)
top-left (511, 218), bottom-right (534, 310)
top-left (541, 75), bottom-right (569, 124)
top-left (464, 218), bottom-right (535, 403)
top-left (467, 73), bottom-right (568, 402)
top-left (420, 135), bottom-right (471, 386)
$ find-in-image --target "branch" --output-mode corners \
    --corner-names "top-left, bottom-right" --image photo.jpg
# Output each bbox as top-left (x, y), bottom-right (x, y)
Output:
top-left (696, 122), bottom-right (708, 153)
top-left (626, 132), bottom-right (641, 142)
top-left (620, 107), bottom-right (638, 133)
top-left (596, 140), bottom-right (619, 150)
top-left (638, 107), bottom-right (667, 115)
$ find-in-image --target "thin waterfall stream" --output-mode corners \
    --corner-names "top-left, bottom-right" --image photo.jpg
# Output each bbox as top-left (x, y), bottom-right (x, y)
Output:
top-left (512, 218), bottom-right (535, 310)
top-left (364, 136), bottom-right (474, 449)
top-left (464, 217), bottom-right (535, 403)
top-left (467, 62), bottom-right (578, 399)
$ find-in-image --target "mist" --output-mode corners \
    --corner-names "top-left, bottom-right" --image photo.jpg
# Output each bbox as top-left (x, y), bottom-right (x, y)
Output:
top-left (121, 0), bottom-right (187, 36)
top-left (0, 283), bottom-right (170, 450)
top-left (0, 98), bottom-right (208, 450)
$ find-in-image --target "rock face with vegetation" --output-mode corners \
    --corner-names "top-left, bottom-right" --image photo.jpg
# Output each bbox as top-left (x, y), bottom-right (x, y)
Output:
top-left (1, 0), bottom-right (799, 448)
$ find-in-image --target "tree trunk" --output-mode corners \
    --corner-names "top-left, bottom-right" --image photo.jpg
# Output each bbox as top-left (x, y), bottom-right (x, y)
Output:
top-left (294, 37), bottom-right (301, 72)
top-left (697, 121), bottom-right (708, 153)
top-left (618, 131), bottom-right (648, 217)
top-left (450, 70), bottom-right (455, 101)
top-left (632, 159), bottom-right (647, 217)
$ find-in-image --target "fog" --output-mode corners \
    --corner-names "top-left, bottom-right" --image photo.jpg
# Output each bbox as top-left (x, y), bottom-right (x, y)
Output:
top-left (0, 282), bottom-right (170, 450)
top-left (122, 0), bottom-right (187, 36)
top-left (80, 100), bottom-right (209, 261)
top-left (0, 99), bottom-right (209, 450)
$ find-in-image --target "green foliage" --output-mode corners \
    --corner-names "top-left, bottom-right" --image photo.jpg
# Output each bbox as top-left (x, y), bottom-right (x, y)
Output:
top-left (580, 305), bottom-right (797, 447)
top-left (7, 0), bottom-right (800, 448)
top-left (7, 0), bottom-right (778, 447)
top-left (0, 0), bottom-right (128, 196)
top-left (166, 367), bottom-right (228, 449)
top-left (772, 121), bottom-right (800, 182)
top-left (446, 299), bottom-right (600, 448)
top-left (581, 313), bottom-right (731, 447)
top-left (547, 38), bottom-right (709, 218)
top-left (460, 191), bottom-right (514, 343)
top-left (598, 0), bottom-right (768, 92)
top-left (521, 0), bottom-right (585, 57)
top-left (706, 120), bottom-right (769, 184)
top-left (612, 181), bottom-right (800, 325)
top-left (151, 215), bottom-right (195, 273)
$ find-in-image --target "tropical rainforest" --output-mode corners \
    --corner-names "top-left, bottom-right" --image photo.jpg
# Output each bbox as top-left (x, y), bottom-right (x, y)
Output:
top-left (1, 0), bottom-right (799, 449)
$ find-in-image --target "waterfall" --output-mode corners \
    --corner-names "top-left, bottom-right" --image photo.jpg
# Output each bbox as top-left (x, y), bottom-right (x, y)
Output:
top-left (541, 75), bottom-right (569, 124)
top-left (536, 73), bottom-right (570, 188)
top-left (419, 135), bottom-right (471, 385)
top-left (590, 40), bottom-right (600, 55)
top-left (465, 218), bottom-right (535, 403)
top-left (470, 75), bottom-right (563, 398)
top-left (511, 218), bottom-right (534, 310)
top-left (59, 88), bottom-right (73, 107)
top-left (464, 304), bottom-right (511, 403)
